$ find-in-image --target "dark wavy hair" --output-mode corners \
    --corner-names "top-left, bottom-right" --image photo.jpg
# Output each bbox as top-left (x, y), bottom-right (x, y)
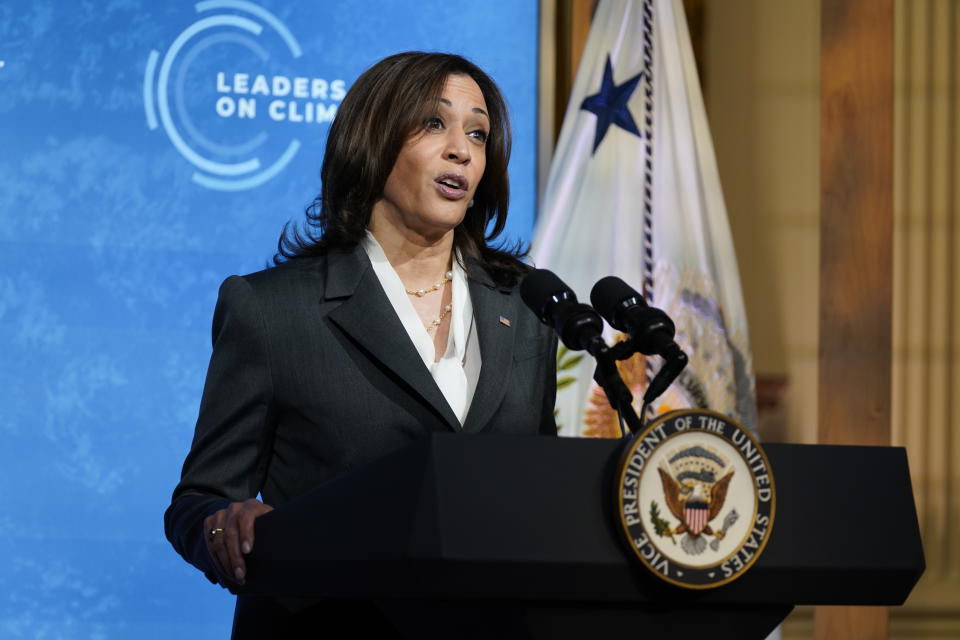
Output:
top-left (275, 51), bottom-right (527, 282)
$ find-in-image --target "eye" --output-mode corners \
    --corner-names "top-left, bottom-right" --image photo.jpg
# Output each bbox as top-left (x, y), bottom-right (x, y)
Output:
top-left (468, 129), bottom-right (489, 144)
top-left (425, 116), bottom-right (444, 131)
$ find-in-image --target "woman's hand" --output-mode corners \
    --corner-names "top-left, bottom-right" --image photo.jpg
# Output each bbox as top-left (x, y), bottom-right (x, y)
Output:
top-left (203, 498), bottom-right (273, 586)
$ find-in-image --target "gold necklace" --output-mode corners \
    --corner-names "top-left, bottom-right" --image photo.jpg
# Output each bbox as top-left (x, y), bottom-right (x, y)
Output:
top-left (427, 303), bottom-right (453, 333)
top-left (406, 271), bottom-right (453, 297)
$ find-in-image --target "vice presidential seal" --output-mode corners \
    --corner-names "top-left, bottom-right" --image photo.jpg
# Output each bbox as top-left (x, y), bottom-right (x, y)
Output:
top-left (615, 409), bottom-right (775, 589)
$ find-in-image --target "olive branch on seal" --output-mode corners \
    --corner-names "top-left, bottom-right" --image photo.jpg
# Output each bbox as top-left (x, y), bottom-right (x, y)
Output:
top-left (649, 501), bottom-right (676, 544)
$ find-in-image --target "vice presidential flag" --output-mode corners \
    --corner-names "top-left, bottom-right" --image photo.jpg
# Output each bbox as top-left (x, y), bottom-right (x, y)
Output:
top-left (532, 0), bottom-right (758, 437)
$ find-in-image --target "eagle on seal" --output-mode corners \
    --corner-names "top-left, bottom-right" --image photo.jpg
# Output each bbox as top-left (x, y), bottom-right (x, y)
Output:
top-left (657, 465), bottom-right (734, 555)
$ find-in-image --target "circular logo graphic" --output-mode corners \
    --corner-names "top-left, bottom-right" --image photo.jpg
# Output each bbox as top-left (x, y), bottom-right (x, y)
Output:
top-left (615, 409), bottom-right (775, 589)
top-left (142, 1), bottom-right (346, 191)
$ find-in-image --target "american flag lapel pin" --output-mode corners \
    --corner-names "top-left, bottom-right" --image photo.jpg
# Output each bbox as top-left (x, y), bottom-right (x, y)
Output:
top-left (498, 315), bottom-right (512, 327)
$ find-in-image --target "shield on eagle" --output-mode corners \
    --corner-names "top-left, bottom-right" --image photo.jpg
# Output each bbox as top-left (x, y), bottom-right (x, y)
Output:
top-left (684, 500), bottom-right (710, 535)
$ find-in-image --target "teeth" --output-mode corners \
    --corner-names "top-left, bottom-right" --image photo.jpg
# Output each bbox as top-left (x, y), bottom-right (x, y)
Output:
top-left (440, 180), bottom-right (460, 189)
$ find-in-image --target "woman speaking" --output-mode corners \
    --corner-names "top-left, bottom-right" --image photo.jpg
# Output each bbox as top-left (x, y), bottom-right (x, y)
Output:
top-left (164, 52), bottom-right (557, 635)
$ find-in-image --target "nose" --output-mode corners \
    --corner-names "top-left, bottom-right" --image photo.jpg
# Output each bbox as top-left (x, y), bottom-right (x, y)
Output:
top-left (444, 131), bottom-right (471, 164)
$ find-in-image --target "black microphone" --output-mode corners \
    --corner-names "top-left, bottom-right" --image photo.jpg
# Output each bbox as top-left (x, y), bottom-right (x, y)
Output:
top-left (590, 276), bottom-right (683, 359)
top-left (520, 269), bottom-right (605, 354)
top-left (590, 276), bottom-right (687, 405)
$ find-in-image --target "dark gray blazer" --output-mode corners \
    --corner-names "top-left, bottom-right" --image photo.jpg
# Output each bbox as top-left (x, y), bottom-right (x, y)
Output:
top-left (164, 244), bottom-right (558, 620)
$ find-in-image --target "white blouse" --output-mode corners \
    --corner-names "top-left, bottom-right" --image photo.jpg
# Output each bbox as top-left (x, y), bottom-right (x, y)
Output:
top-left (361, 231), bottom-right (481, 425)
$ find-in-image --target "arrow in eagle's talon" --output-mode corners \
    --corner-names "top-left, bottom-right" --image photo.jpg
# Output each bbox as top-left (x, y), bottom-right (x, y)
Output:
top-left (709, 508), bottom-right (740, 552)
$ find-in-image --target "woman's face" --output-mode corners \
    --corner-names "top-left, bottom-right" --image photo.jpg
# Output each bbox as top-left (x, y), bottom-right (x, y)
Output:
top-left (374, 73), bottom-right (489, 240)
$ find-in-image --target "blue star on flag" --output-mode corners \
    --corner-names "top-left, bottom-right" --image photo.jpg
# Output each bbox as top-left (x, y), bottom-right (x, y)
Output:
top-left (580, 55), bottom-right (644, 154)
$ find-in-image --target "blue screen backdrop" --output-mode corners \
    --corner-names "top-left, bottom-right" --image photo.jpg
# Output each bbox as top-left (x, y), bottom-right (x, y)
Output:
top-left (0, 1), bottom-right (538, 636)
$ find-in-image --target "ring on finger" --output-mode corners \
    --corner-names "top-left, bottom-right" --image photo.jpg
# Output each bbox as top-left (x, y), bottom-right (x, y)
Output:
top-left (208, 527), bottom-right (224, 540)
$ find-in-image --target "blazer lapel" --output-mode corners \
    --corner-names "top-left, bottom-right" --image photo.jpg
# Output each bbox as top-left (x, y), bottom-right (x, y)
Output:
top-left (462, 267), bottom-right (519, 433)
top-left (324, 246), bottom-right (462, 431)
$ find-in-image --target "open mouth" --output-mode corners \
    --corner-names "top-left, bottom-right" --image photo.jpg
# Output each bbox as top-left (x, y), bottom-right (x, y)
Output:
top-left (435, 173), bottom-right (468, 199)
